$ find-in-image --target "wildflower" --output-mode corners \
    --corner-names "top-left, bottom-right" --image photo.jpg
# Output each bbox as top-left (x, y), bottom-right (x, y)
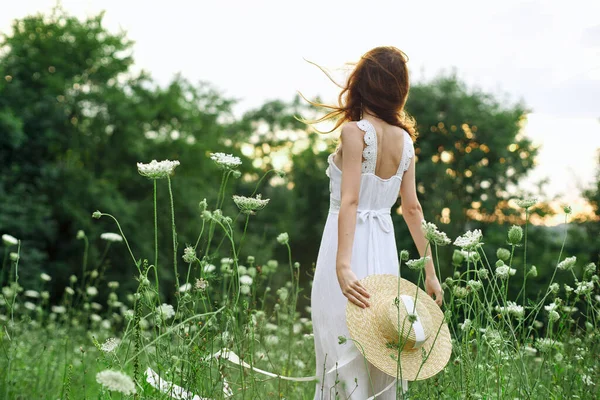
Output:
top-left (182, 246), bottom-right (196, 263)
top-left (70, 275), bottom-right (78, 284)
top-left (548, 310), bottom-right (560, 322)
top-left (87, 287), bottom-right (98, 297)
top-left (563, 205), bottom-right (572, 214)
top-left (24, 302), bottom-right (36, 311)
top-left (101, 337), bottom-right (121, 353)
top-left (52, 305), bottom-right (66, 314)
top-left (92, 210), bottom-right (102, 219)
top-left (240, 285), bottom-right (251, 295)
top-left (237, 265), bottom-right (247, 275)
top-left (406, 256), bottom-right (430, 270)
top-left (452, 249), bottom-right (464, 265)
top-left (459, 319), bottom-right (472, 331)
top-left (582, 374), bottom-right (595, 386)
top-left (9, 252), bottom-right (18, 262)
top-left (495, 301), bottom-right (524, 318)
top-left (76, 230), bottom-right (85, 240)
top-left (203, 264), bottom-right (216, 273)
top-left (564, 284), bottom-right (573, 294)
top-left (137, 159), bottom-right (180, 179)
top-left (40, 273), bottom-right (51, 282)
top-left (247, 255), bottom-right (255, 264)
top-left (277, 232), bottom-right (289, 245)
top-left (210, 152), bottom-right (242, 169)
top-left (264, 335), bottom-right (279, 346)
top-left (277, 287), bottom-right (289, 301)
top-left (145, 367), bottom-right (201, 400)
top-left (338, 336), bottom-right (347, 345)
top-left (100, 232), bottom-right (123, 243)
top-left (421, 220), bottom-right (451, 246)
top-left (549, 283), bottom-right (559, 293)
top-left (156, 304), bottom-right (175, 320)
top-left (584, 263), bottom-right (596, 275)
top-left (239, 275), bottom-right (253, 286)
top-left (179, 283), bottom-right (192, 293)
top-left (557, 256), bottom-right (576, 271)
top-left (528, 265), bottom-right (538, 277)
top-left (515, 197), bottom-right (537, 209)
top-left (454, 229), bottom-right (483, 250)
top-left (195, 278), bottom-right (208, 291)
top-left (90, 314), bottom-right (102, 322)
top-left (96, 370), bottom-right (136, 395)
top-left (265, 259), bottom-right (279, 273)
top-left (495, 265), bottom-right (511, 279)
top-left (467, 280), bottom-right (482, 292)
top-left (496, 248), bottom-right (511, 261)
top-left (523, 346), bottom-right (537, 356)
top-left (535, 338), bottom-right (562, 353)
top-left (453, 286), bottom-right (468, 298)
top-left (233, 194), bottom-right (270, 215)
top-left (399, 250), bottom-right (409, 261)
top-left (2, 234), bottom-right (18, 246)
top-left (41, 291), bottom-right (49, 300)
top-left (198, 198), bottom-right (207, 212)
top-left (574, 280), bottom-right (594, 295)
top-left (507, 225), bottom-right (523, 245)
top-left (108, 281), bottom-right (119, 289)
top-left (477, 268), bottom-right (489, 280)
top-left (201, 210), bottom-right (212, 221)
top-left (65, 287), bottom-right (75, 295)
top-left (90, 270), bottom-right (99, 278)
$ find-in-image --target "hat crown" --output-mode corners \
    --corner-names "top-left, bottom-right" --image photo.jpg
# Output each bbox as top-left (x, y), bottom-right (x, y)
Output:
top-left (377, 295), bottom-right (432, 351)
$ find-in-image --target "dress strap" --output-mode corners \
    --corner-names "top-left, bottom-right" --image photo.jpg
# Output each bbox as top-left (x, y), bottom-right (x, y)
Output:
top-left (356, 119), bottom-right (377, 174)
top-left (396, 130), bottom-right (415, 176)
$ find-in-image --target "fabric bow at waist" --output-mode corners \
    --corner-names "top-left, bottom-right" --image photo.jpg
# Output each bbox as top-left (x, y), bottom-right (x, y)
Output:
top-left (357, 208), bottom-right (392, 233)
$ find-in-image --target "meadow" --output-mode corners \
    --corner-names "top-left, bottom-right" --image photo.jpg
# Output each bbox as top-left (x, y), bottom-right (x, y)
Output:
top-left (1, 154), bottom-right (598, 399)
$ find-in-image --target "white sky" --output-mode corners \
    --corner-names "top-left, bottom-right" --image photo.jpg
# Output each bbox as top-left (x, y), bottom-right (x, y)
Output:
top-left (3, 0), bottom-right (600, 206)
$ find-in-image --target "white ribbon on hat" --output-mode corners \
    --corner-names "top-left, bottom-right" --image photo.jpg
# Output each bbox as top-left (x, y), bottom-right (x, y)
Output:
top-left (400, 294), bottom-right (426, 349)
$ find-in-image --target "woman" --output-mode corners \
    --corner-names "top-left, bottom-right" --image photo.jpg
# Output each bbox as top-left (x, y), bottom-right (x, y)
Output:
top-left (306, 46), bottom-right (444, 399)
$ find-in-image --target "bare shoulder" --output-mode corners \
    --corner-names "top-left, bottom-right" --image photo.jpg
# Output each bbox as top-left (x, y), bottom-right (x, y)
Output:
top-left (340, 122), bottom-right (364, 144)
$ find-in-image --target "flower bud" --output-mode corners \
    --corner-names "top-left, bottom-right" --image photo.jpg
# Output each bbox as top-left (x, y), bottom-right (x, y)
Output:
top-left (400, 250), bottom-right (409, 261)
top-left (452, 250), bottom-right (464, 265)
top-left (496, 248), bottom-right (511, 262)
top-left (92, 210), bottom-right (102, 219)
top-left (507, 225), bottom-right (523, 245)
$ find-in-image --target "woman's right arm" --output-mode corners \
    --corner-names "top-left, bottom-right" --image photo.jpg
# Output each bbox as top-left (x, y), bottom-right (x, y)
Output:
top-left (399, 155), bottom-right (444, 306)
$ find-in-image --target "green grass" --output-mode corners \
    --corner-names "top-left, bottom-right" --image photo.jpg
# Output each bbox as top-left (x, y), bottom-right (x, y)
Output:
top-left (1, 156), bottom-right (599, 399)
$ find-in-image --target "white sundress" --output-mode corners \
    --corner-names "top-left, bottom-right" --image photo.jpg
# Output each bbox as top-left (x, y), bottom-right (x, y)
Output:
top-left (310, 119), bottom-right (415, 399)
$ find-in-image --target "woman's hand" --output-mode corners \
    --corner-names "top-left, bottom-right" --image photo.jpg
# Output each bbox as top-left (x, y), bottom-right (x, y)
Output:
top-left (336, 265), bottom-right (370, 308)
top-left (425, 275), bottom-right (444, 307)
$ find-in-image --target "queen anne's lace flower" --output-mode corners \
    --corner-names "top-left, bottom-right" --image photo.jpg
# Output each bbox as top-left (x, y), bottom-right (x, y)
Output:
top-left (574, 280), bottom-right (594, 295)
top-left (182, 246), bottom-right (196, 263)
top-left (96, 370), bottom-right (136, 395)
top-left (239, 275), bottom-right (253, 286)
top-left (406, 256), bottom-right (430, 270)
top-left (156, 304), bottom-right (175, 320)
top-left (195, 278), bottom-right (208, 291)
top-left (277, 232), bottom-right (289, 245)
top-left (232, 194), bottom-right (270, 215)
top-left (101, 337), bottom-right (121, 353)
top-left (454, 230), bottom-right (483, 250)
top-left (24, 290), bottom-right (40, 298)
top-left (495, 301), bottom-right (524, 318)
top-left (210, 152), bottom-right (242, 169)
top-left (2, 234), bottom-right (18, 246)
top-left (421, 220), bottom-right (451, 246)
top-left (515, 197), bottom-right (538, 209)
top-left (52, 305), bottom-right (66, 314)
top-left (137, 159), bottom-right (180, 179)
top-left (87, 287), bottom-right (98, 296)
top-left (179, 283), bottom-right (192, 293)
top-left (100, 232), bottom-right (123, 243)
top-left (495, 265), bottom-right (511, 279)
top-left (557, 256), bottom-right (576, 271)
top-left (40, 273), bottom-right (52, 282)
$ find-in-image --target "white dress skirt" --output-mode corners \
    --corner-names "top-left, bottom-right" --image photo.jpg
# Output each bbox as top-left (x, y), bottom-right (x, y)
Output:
top-left (311, 119), bottom-right (414, 399)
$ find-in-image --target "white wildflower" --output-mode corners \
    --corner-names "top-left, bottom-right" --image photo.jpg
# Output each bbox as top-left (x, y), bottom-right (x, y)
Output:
top-left (549, 283), bottom-right (560, 294)
top-left (523, 346), bottom-right (537, 356)
top-left (182, 246), bottom-right (196, 263)
top-left (195, 278), bottom-right (208, 291)
top-left (24, 290), bottom-right (40, 298)
top-left (515, 197), bottom-right (538, 209)
top-left (557, 256), bottom-right (576, 271)
top-left (210, 152), bottom-right (242, 169)
top-left (240, 285), bottom-right (251, 295)
top-left (467, 280), bottom-right (482, 292)
top-left (137, 159), bottom-right (180, 179)
top-left (87, 287), bottom-right (98, 297)
top-left (239, 275), bottom-right (253, 286)
top-left (544, 302), bottom-right (558, 312)
top-left (52, 305), bottom-right (66, 314)
top-left (2, 234), bottom-right (18, 246)
top-left (101, 337), bottom-right (121, 353)
top-left (582, 374), bottom-right (595, 386)
top-left (535, 338), bottom-right (562, 353)
top-left (495, 301), bottom-right (524, 318)
top-left (495, 265), bottom-right (511, 279)
top-left (156, 303), bottom-right (175, 320)
top-left (100, 232), bottom-right (123, 243)
top-left (65, 287), bottom-right (75, 295)
top-left (265, 323), bottom-right (278, 332)
top-left (24, 302), bottom-right (36, 311)
top-left (454, 229), bottom-right (483, 250)
top-left (421, 220), bottom-right (451, 246)
top-left (40, 273), bottom-right (52, 282)
top-left (459, 319), bottom-right (472, 331)
top-left (91, 302), bottom-right (103, 310)
top-left (96, 370), bottom-right (136, 395)
top-left (459, 250), bottom-right (480, 263)
top-left (203, 264), bottom-right (216, 273)
top-left (179, 283), bottom-right (192, 293)
top-left (574, 280), bottom-right (594, 295)
top-left (277, 232), bottom-right (289, 245)
top-left (406, 256), bottom-right (430, 270)
top-left (107, 281), bottom-right (119, 289)
top-left (548, 310), bottom-right (560, 322)
top-left (264, 335), bottom-right (279, 346)
top-left (9, 252), bottom-right (18, 261)
top-left (233, 194), bottom-right (270, 215)
top-left (145, 367), bottom-right (201, 400)
top-left (90, 314), bottom-right (102, 322)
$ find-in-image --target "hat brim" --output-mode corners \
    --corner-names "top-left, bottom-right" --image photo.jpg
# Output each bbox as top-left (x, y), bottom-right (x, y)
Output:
top-left (346, 274), bottom-right (452, 381)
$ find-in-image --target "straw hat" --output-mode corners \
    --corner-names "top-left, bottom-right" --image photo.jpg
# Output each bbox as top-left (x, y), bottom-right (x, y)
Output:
top-left (345, 274), bottom-right (452, 381)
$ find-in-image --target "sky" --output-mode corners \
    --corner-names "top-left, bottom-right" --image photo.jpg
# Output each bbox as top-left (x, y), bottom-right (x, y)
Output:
top-left (2, 0), bottom-right (600, 212)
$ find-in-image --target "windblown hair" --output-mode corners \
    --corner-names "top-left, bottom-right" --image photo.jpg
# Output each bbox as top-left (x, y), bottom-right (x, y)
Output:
top-left (301, 46), bottom-right (417, 141)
